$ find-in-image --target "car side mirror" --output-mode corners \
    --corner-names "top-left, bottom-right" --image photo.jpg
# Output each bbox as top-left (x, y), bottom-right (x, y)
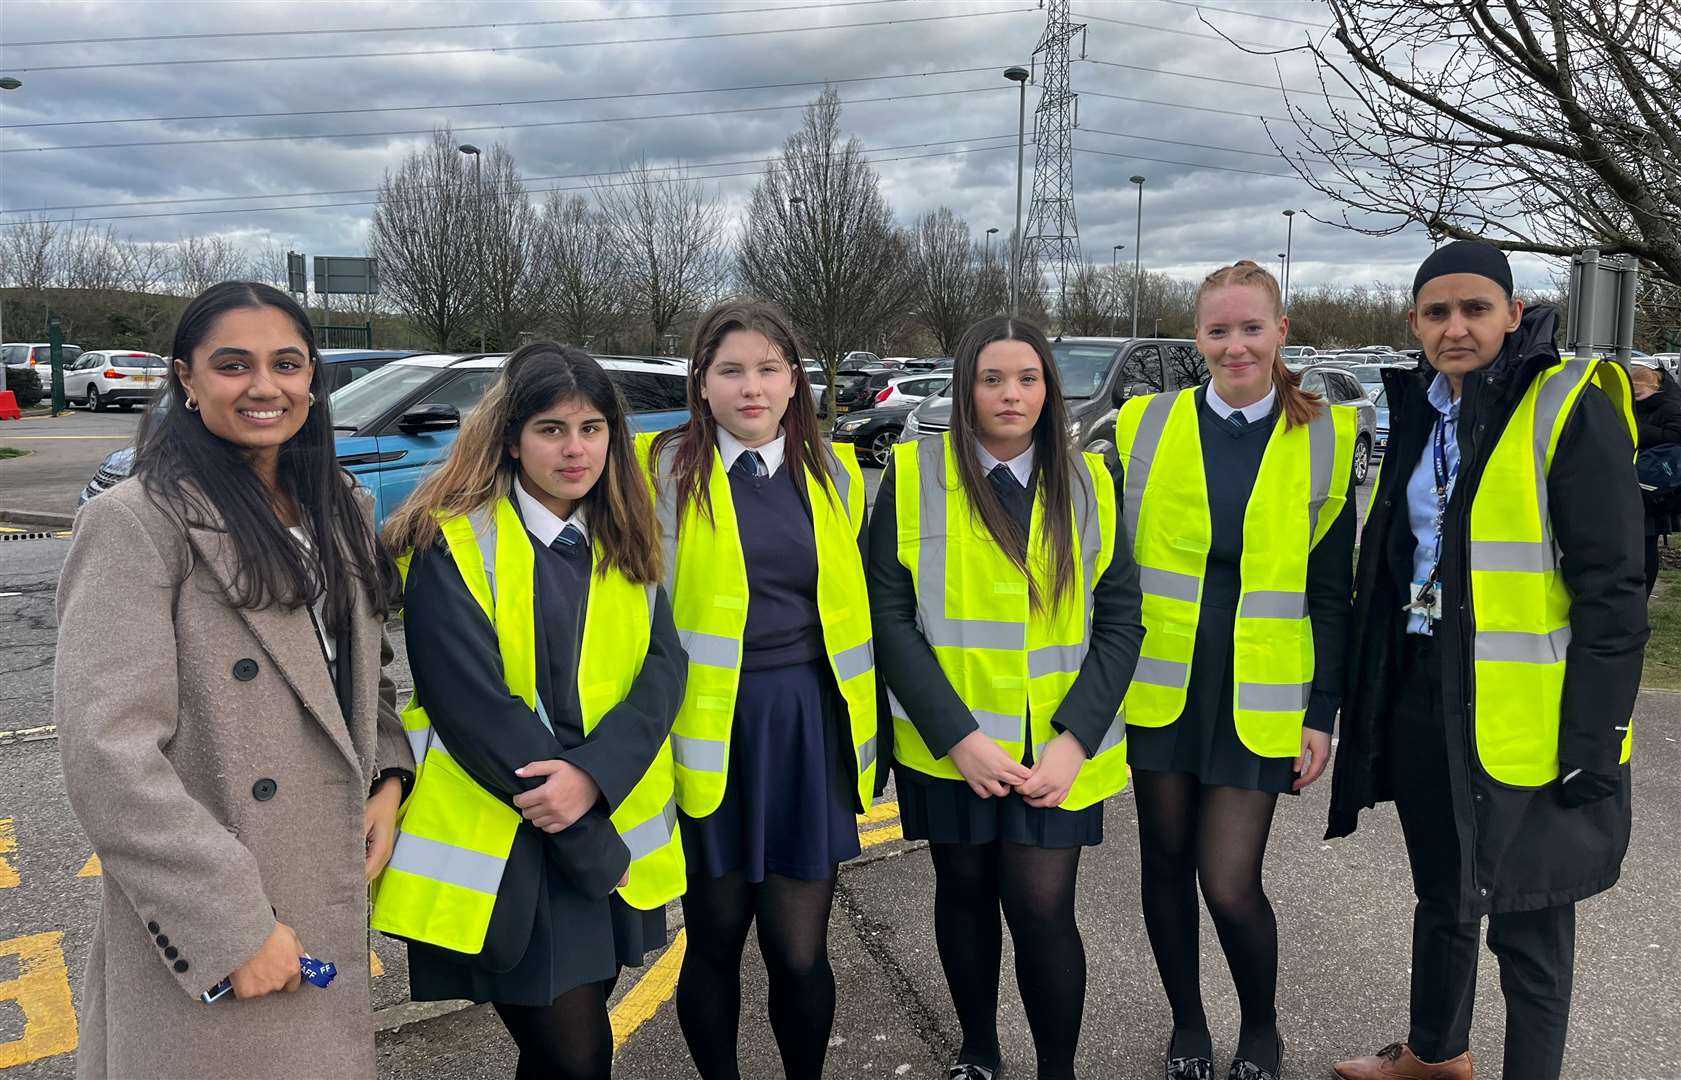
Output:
top-left (396, 402), bottom-right (461, 434)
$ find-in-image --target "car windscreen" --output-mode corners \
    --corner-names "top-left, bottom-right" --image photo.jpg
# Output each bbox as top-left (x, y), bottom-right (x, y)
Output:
top-left (1351, 365), bottom-right (1385, 384)
top-left (329, 363), bottom-right (444, 431)
top-left (833, 373), bottom-right (866, 391)
top-left (1052, 343), bottom-right (1120, 399)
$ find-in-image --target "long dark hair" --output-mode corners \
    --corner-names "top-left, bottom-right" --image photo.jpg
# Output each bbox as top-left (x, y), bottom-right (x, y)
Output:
top-left (947, 315), bottom-right (1079, 613)
top-left (135, 281), bottom-right (390, 632)
top-left (650, 299), bottom-right (835, 522)
top-left (384, 342), bottom-right (662, 585)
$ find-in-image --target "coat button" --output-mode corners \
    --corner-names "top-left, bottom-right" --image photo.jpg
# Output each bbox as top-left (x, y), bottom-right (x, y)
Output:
top-left (155, 934), bottom-right (169, 948)
top-left (233, 658), bottom-right (260, 681)
top-left (164, 946), bottom-right (178, 960)
top-left (147, 921), bottom-right (160, 934)
top-left (173, 959), bottom-right (189, 974)
top-left (252, 778), bottom-right (278, 801)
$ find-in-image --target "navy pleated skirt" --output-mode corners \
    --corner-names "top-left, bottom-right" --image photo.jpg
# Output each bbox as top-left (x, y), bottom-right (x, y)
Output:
top-left (895, 742), bottom-right (1105, 850)
top-left (681, 658), bottom-right (862, 882)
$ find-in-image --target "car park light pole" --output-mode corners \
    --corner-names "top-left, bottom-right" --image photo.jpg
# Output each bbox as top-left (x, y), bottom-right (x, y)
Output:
top-left (1282, 209), bottom-right (1297, 310)
top-left (1110, 244), bottom-right (1125, 336)
top-left (1130, 176), bottom-right (1146, 338)
top-left (458, 144), bottom-right (484, 352)
top-left (1005, 66), bottom-right (1030, 317)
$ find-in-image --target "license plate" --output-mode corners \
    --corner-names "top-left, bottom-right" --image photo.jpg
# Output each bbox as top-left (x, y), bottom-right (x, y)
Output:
top-left (834, 404), bottom-right (852, 413)
top-left (134, 376), bottom-right (157, 386)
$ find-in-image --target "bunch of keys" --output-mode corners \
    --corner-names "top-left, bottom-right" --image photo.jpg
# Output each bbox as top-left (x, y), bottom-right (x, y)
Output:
top-left (201, 955), bottom-right (337, 1004)
top-left (1403, 577), bottom-right (1443, 622)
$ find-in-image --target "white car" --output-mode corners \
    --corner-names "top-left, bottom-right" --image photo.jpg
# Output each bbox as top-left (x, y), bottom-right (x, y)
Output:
top-left (63, 349), bottom-right (169, 411)
top-left (874, 373), bottom-right (951, 409)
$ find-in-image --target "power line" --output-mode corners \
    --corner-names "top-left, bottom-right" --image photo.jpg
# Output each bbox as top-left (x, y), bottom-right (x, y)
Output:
top-left (3, 0), bottom-right (905, 47)
top-left (6, 7), bottom-right (1035, 73)
top-left (1, 63), bottom-right (1010, 131)
top-left (1083, 58), bottom-right (1359, 103)
top-left (1071, 9), bottom-right (1303, 48)
top-left (1079, 126), bottom-right (1291, 162)
top-left (1149, 0), bottom-right (1331, 31)
top-left (1074, 142), bottom-right (1345, 185)
top-left (0, 85), bottom-right (1010, 155)
top-left (2, 133), bottom-right (1020, 214)
top-left (2, 141), bottom-right (1023, 227)
top-left (1077, 87), bottom-right (1292, 124)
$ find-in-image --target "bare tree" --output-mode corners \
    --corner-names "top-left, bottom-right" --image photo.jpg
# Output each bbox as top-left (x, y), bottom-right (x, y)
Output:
top-left (593, 157), bottom-right (727, 354)
top-left (172, 234), bottom-right (248, 296)
top-left (1060, 262), bottom-right (1123, 336)
top-left (475, 144), bottom-right (544, 350)
top-left (909, 208), bottom-right (985, 353)
top-left (369, 128), bottom-right (479, 350)
top-left (119, 241), bottom-right (174, 295)
top-left (1262, 0), bottom-right (1681, 290)
top-left (0, 214), bottom-right (59, 293)
top-left (537, 192), bottom-right (623, 348)
top-left (737, 88), bottom-right (913, 400)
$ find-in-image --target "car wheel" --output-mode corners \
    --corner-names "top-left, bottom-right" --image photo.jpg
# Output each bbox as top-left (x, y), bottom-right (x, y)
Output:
top-left (868, 427), bottom-right (900, 468)
top-left (1353, 435), bottom-right (1372, 486)
top-left (86, 386), bottom-right (102, 412)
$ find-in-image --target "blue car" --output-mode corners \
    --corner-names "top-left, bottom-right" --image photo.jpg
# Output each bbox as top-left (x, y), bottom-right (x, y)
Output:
top-left (1374, 386), bottom-right (1389, 459)
top-left (327, 352), bottom-right (690, 526)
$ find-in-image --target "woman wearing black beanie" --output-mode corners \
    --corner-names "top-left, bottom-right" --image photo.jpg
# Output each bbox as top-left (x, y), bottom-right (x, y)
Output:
top-left (1329, 241), bottom-right (1648, 1080)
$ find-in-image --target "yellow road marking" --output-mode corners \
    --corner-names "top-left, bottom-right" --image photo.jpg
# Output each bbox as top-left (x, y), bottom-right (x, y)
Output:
top-left (0, 931), bottom-right (78, 1068)
top-left (859, 823), bottom-right (904, 849)
top-left (370, 948), bottom-right (385, 977)
top-left (610, 927), bottom-right (686, 1053)
top-left (0, 819), bottom-right (18, 888)
top-left (856, 800), bottom-right (900, 826)
top-left (0, 527), bottom-right (22, 534)
top-left (77, 853), bottom-right (101, 878)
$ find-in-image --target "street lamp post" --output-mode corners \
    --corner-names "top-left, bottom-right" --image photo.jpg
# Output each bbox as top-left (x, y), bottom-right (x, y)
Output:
top-left (1278, 252), bottom-right (1288, 283)
top-left (985, 227), bottom-right (999, 268)
top-left (458, 143), bottom-right (484, 352)
top-left (1282, 209), bottom-right (1297, 309)
top-left (1110, 244), bottom-right (1125, 336)
top-left (1129, 176), bottom-right (1146, 338)
top-left (1005, 66), bottom-right (1030, 317)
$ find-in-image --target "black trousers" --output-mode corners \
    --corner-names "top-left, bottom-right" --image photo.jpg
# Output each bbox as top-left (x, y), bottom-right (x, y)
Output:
top-left (1386, 634), bottom-right (1576, 1079)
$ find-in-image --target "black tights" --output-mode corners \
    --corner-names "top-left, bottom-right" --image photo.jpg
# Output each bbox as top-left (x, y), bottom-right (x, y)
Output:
top-left (493, 974), bottom-right (619, 1080)
top-left (930, 840), bottom-right (1085, 1080)
top-left (1133, 769), bottom-right (1281, 1069)
top-left (676, 870), bottom-right (839, 1080)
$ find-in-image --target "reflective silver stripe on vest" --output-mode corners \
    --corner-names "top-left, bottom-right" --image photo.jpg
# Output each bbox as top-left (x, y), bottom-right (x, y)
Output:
top-left (652, 442), bottom-right (682, 595)
top-left (1239, 590), bottom-right (1307, 620)
top-left (679, 628), bottom-right (740, 669)
top-left (1028, 643), bottom-right (1086, 678)
top-left (1133, 656), bottom-right (1190, 688)
top-left (621, 797), bottom-right (678, 861)
top-left (385, 831), bottom-right (504, 895)
top-left (1529, 359), bottom-right (1590, 551)
top-left (826, 448), bottom-right (853, 511)
top-left (671, 733), bottom-right (727, 773)
top-left (1236, 681), bottom-right (1312, 712)
top-left (888, 688), bottom-right (907, 717)
top-left (1031, 715), bottom-right (1125, 765)
top-left (833, 640), bottom-right (874, 683)
top-left (1122, 391), bottom-right (1179, 544)
top-left (465, 506), bottom-right (556, 734)
top-left (1139, 566), bottom-right (1199, 602)
top-left (914, 436), bottom-right (1029, 651)
top-left (1470, 539), bottom-right (1556, 573)
top-left (1474, 627), bottom-right (1572, 664)
top-left (1305, 406), bottom-right (1336, 537)
top-left (974, 709), bottom-right (1024, 741)
top-left (406, 725), bottom-right (431, 765)
top-left (858, 735), bottom-right (879, 774)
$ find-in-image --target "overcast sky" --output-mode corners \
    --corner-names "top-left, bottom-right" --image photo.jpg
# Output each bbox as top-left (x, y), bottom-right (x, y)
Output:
top-left (0, 0), bottom-right (1562, 296)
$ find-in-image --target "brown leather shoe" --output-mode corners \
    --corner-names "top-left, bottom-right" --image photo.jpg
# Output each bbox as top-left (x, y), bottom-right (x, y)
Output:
top-left (1332, 1043), bottom-right (1472, 1080)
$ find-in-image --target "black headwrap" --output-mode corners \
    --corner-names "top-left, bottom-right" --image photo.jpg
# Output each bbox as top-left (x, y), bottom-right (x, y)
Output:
top-left (1411, 239), bottom-right (1514, 299)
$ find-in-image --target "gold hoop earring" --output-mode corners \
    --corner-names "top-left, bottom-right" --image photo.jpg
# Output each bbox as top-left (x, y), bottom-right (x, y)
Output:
top-left (184, 396), bottom-right (199, 412)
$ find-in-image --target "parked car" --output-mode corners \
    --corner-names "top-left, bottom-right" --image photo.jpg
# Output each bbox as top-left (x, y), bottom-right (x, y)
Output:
top-left (3, 341), bottom-right (85, 372)
top-left (1296, 363), bottom-right (1379, 484)
top-left (1652, 353), bottom-right (1680, 378)
top-left (874, 372), bottom-right (951, 409)
top-left (837, 351), bottom-right (883, 372)
top-left (1346, 362), bottom-right (1409, 402)
top-left (62, 350), bottom-right (168, 411)
top-left (1281, 345), bottom-right (1317, 360)
top-left (1373, 386), bottom-right (1390, 459)
top-left (829, 366), bottom-right (897, 414)
top-left (901, 337), bottom-right (1209, 467)
top-left (900, 356), bottom-right (951, 372)
top-left (829, 401), bottom-right (918, 467)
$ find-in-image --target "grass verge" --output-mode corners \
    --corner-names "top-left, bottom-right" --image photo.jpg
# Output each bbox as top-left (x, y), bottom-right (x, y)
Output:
top-left (1644, 569), bottom-right (1681, 690)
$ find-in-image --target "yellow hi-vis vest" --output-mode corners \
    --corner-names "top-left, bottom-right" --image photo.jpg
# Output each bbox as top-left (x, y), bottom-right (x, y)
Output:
top-left (371, 497), bottom-right (684, 955)
top-left (635, 433), bottom-right (879, 817)
top-left (1115, 390), bottom-right (1356, 758)
top-left (889, 434), bottom-right (1129, 811)
top-left (1468, 356), bottom-right (1637, 787)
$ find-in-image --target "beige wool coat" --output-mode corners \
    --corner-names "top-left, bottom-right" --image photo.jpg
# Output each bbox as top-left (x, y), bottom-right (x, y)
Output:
top-left (55, 478), bottom-right (412, 1080)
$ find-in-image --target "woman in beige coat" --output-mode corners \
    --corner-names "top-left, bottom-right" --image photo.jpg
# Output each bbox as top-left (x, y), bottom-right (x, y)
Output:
top-left (55, 281), bottom-right (414, 1080)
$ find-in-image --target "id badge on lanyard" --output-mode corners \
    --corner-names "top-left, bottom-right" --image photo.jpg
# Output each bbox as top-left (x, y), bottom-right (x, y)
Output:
top-left (1403, 413), bottom-right (1457, 622)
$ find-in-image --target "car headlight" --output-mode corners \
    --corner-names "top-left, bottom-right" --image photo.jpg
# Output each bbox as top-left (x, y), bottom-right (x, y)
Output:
top-left (835, 416), bottom-right (867, 433)
top-left (901, 413), bottom-right (921, 440)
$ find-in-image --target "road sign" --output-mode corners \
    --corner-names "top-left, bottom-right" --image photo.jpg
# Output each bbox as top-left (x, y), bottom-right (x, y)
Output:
top-left (287, 251), bottom-right (307, 294)
top-left (312, 256), bottom-right (378, 296)
top-left (1566, 248), bottom-right (1638, 364)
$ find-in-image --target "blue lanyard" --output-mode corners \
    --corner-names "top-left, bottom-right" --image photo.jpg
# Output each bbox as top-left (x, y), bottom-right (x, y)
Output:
top-left (1428, 411), bottom-right (1459, 577)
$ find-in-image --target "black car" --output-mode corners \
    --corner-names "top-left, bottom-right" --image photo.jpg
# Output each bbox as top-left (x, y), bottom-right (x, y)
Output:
top-left (828, 366), bottom-right (896, 414)
top-left (829, 401), bottom-right (917, 467)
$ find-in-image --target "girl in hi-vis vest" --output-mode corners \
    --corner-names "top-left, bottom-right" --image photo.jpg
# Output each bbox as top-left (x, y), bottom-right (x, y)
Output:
top-left (376, 345), bottom-right (687, 1080)
top-left (868, 315), bottom-right (1145, 1080)
top-left (645, 301), bottom-right (884, 1080)
top-left (1115, 262), bottom-right (1356, 1080)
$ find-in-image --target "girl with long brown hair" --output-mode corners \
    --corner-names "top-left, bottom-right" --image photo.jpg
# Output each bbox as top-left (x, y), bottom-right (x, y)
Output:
top-left (868, 314), bottom-right (1144, 1080)
top-left (1115, 261), bottom-right (1358, 1080)
top-left (649, 300), bottom-right (883, 1080)
top-left (377, 343), bottom-right (686, 1080)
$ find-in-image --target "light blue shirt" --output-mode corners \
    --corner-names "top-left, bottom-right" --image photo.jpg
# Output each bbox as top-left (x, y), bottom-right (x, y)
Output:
top-left (1405, 372), bottom-right (1460, 635)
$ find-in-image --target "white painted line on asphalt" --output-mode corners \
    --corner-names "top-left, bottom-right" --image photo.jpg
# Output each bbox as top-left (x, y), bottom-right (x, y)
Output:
top-left (0, 725), bottom-right (57, 744)
top-left (0, 592), bottom-right (20, 598)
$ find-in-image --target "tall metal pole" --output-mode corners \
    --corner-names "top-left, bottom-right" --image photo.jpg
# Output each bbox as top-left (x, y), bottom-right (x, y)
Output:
top-left (1005, 67), bottom-right (1030, 317)
top-left (1130, 175), bottom-right (1145, 338)
top-left (1110, 244), bottom-right (1124, 336)
top-left (459, 144), bottom-right (484, 352)
top-left (1282, 209), bottom-right (1296, 310)
top-left (1278, 253), bottom-right (1287, 283)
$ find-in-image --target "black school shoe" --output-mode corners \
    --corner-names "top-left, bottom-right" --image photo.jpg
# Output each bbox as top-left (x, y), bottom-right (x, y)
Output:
top-left (946, 1064), bottom-right (998, 1080)
top-left (1167, 1052), bottom-right (1214, 1079)
top-left (1226, 1033), bottom-right (1283, 1080)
